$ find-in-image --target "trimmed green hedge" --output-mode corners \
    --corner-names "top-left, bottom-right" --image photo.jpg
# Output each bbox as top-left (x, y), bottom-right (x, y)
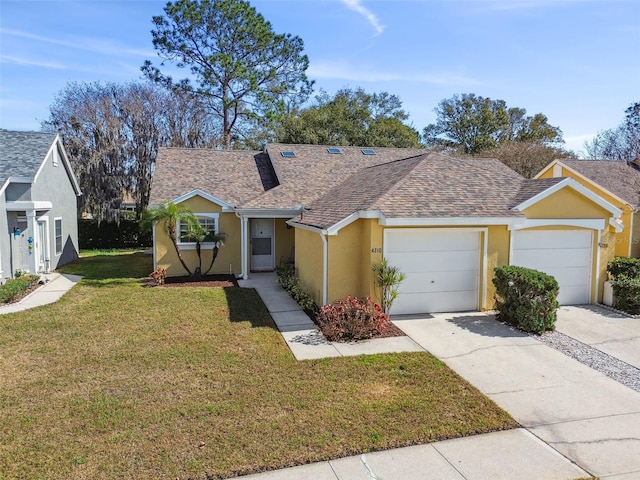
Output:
top-left (612, 277), bottom-right (640, 315)
top-left (493, 265), bottom-right (559, 334)
top-left (1, 275), bottom-right (40, 304)
top-left (78, 218), bottom-right (152, 250)
top-left (608, 257), bottom-right (640, 315)
top-left (607, 257), bottom-right (640, 281)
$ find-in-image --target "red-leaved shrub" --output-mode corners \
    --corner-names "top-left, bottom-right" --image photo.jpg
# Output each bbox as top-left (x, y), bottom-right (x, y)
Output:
top-left (316, 296), bottom-right (389, 342)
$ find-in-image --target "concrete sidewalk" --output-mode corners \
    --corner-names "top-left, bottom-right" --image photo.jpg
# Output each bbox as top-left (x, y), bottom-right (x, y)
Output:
top-left (236, 274), bottom-right (591, 479)
top-left (0, 272), bottom-right (82, 314)
top-left (233, 429), bottom-right (588, 480)
top-left (395, 312), bottom-right (640, 479)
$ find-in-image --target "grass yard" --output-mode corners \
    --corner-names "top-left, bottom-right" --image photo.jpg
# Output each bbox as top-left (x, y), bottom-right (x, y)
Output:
top-left (0, 252), bottom-right (516, 479)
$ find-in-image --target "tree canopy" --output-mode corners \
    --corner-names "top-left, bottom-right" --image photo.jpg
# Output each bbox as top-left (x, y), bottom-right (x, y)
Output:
top-left (44, 81), bottom-right (218, 221)
top-left (276, 88), bottom-right (422, 148)
top-left (585, 102), bottom-right (640, 161)
top-left (422, 93), bottom-right (563, 154)
top-left (142, 0), bottom-right (313, 149)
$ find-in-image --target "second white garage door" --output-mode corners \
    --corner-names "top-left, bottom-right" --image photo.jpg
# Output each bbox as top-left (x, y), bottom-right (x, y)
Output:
top-left (385, 229), bottom-right (481, 314)
top-left (511, 229), bottom-right (593, 305)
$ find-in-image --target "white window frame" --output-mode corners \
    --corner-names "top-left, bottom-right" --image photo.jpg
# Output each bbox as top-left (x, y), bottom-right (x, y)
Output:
top-left (177, 213), bottom-right (220, 251)
top-left (54, 217), bottom-right (63, 255)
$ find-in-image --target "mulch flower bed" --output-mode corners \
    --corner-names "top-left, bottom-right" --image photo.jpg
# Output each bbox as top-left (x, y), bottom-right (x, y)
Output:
top-left (144, 274), bottom-right (238, 288)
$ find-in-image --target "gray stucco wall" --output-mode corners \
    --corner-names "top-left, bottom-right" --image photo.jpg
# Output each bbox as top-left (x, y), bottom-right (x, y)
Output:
top-left (0, 194), bottom-right (8, 281)
top-left (31, 143), bottom-right (80, 269)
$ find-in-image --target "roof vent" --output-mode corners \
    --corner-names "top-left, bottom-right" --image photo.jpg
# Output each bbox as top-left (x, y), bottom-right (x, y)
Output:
top-left (281, 151), bottom-right (296, 158)
top-left (327, 147), bottom-right (342, 154)
top-left (361, 148), bottom-right (376, 155)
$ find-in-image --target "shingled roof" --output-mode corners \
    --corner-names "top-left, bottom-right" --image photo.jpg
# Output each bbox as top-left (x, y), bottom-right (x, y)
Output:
top-left (150, 143), bottom-right (430, 209)
top-left (0, 130), bottom-right (58, 184)
top-left (240, 143), bottom-right (429, 208)
top-left (296, 153), bottom-right (536, 229)
top-left (149, 147), bottom-right (267, 206)
top-left (560, 159), bottom-right (640, 208)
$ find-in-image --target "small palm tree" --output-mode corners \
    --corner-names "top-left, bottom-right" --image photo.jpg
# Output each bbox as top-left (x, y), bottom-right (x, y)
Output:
top-left (142, 202), bottom-right (198, 275)
top-left (204, 231), bottom-right (227, 275)
top-left (182, 217), bottom-right (209, 276)
top-left (372, 258), bottom-right (406, 314)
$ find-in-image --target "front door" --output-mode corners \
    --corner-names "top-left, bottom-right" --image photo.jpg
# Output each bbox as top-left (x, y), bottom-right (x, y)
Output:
top-left (36, 218), bottom-right (50, 273)
top-left (250, 219), bottom-right (274, 271)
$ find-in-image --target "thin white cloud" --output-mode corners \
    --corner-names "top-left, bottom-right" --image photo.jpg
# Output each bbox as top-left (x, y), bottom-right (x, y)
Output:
top-left (340, 0), bottom-right (385, 35)
top-left (308, 61), bottom-right (478, 86)
top-left (0, 28), bottom-right (154, 58)
top-left (1, 55), bottom-right (66, 70)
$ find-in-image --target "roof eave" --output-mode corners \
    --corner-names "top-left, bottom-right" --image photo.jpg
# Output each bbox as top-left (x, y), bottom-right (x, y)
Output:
top-left (513, 177), bottom-right (622, 218)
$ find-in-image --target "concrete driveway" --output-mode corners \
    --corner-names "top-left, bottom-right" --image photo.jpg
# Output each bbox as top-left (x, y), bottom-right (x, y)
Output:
top-left (556, 305), bottom-right (640, 369)
top-left (393, 311), bottom-right (640, 479)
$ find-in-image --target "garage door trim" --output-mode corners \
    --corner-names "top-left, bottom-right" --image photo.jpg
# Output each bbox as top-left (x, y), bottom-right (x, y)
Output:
top-left (383, 227), bottom-right (488, 313)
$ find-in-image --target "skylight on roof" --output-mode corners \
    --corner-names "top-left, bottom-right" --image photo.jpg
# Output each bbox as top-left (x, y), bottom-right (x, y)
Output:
top-left (361, 149), bottom-right (376, 155)
top-left (281, 151), bottom-right (296, 158)
top-left (327, 147), bottom-right (342, 154)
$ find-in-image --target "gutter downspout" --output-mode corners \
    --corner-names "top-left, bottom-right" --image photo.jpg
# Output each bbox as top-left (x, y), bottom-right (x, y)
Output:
top-left (236, 212), bottom-right (249, 279)
top-left (321, 232), bottom-right (328, 306)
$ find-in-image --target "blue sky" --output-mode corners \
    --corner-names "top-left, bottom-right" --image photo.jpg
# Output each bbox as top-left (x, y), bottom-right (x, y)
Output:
top-left (1, 0), bottom-right (638, 155)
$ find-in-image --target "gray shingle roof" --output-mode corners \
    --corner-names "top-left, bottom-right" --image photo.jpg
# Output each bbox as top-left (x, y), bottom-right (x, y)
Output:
top-left (0, 130), bottom-right (58, 183)
top-left (561, 159), bottom-right (640, 208)
top-left (297, 153), bottom-right (531, 229)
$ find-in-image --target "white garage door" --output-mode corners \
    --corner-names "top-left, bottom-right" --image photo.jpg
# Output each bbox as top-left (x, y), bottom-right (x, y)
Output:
top-left (385, 229), bottom-right (480, 314)
top-left (511, 230), bottom-right (592, 305)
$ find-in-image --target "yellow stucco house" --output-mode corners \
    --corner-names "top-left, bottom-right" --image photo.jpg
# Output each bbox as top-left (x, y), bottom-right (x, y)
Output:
top-left (149, 144), bottom-right (623, 314)
top-left (536, 159), bottom-right (640, 258)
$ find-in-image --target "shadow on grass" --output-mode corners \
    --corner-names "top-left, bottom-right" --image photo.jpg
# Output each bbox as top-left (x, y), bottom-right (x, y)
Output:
top-left (224, 287), bottom-right (278, 330)
top-left (447, 314), bottom-right (529, 339)
top-left (56, 252), bottom-right (153, 283)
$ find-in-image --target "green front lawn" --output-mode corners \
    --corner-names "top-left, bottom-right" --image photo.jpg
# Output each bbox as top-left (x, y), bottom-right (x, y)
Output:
top-left (0, 252), bottom-right (516, 479)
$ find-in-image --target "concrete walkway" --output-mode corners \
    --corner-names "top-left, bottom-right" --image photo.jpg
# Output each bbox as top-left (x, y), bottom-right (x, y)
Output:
top-left (0, 272), bottom-right (82, 314)
top-left (236, 274), bottom-right (592, 480)
top-left (556, 305), bottom-right (640, 369)
top-left (395, 311), bottom-right (640, 480)
top-left (238, 273), bottom-right (423, 360)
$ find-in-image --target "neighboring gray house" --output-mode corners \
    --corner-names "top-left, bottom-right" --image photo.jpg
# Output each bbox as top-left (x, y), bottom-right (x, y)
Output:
top-left (0, 130), bottom-right (82, 281)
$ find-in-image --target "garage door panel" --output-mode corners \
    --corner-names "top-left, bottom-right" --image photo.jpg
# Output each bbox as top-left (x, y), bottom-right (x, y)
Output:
top-left (392, 291), bottom-right (478, 315)
top-left (389, 250), bottom-right (479, 273)
top-left (511, 230), bottom-right (592, 305)
top-left (385, 229), bottom-right (480, 314)
top-left (400, 271), bottom-right (479, 294)
top-left (385, 230), bottom-right (479, 253)
top-left (557, 286), bottom-right (590, 305)
top-left (512, 248), bottom-right (592, 269)
top-left (514, 230), bottom-right (592, 249)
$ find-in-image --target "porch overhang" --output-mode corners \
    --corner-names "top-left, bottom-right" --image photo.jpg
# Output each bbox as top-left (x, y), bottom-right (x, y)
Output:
top-left (5, 200), bottom-right (53, 212)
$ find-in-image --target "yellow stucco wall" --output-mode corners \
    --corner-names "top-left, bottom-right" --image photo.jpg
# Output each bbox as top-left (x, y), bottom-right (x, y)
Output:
top-left (153, 196), bottom-right (241, 277)
top-left (486, 225), bottom-right (510, 309)
top-left (522, 187), bottom-right (611, 219)
top-left (538, 165), bottom-right (634, 257)
top-left (327, 221), bottom-right (364, 302)
top-left (631, 212), bottom-right (640, 258)
top-left (274, 219), bottom-right (295, 266)
top-left (294, 228), bottom-right (324, 304)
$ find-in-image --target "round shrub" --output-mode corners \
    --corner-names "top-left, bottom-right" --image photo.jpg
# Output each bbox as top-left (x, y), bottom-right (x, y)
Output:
top-left (493, 265), bottom-right (559, 334)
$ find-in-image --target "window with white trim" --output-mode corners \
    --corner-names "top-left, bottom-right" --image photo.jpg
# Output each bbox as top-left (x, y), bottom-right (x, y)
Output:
top-left (54, 218), bottom-right (63, 255)
top-left (177, 213), bottom-right (219, 245)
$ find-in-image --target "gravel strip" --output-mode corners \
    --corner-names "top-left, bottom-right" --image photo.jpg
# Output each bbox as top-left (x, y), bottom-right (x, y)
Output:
top-left (535, 331), bottom-right (640, 393)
